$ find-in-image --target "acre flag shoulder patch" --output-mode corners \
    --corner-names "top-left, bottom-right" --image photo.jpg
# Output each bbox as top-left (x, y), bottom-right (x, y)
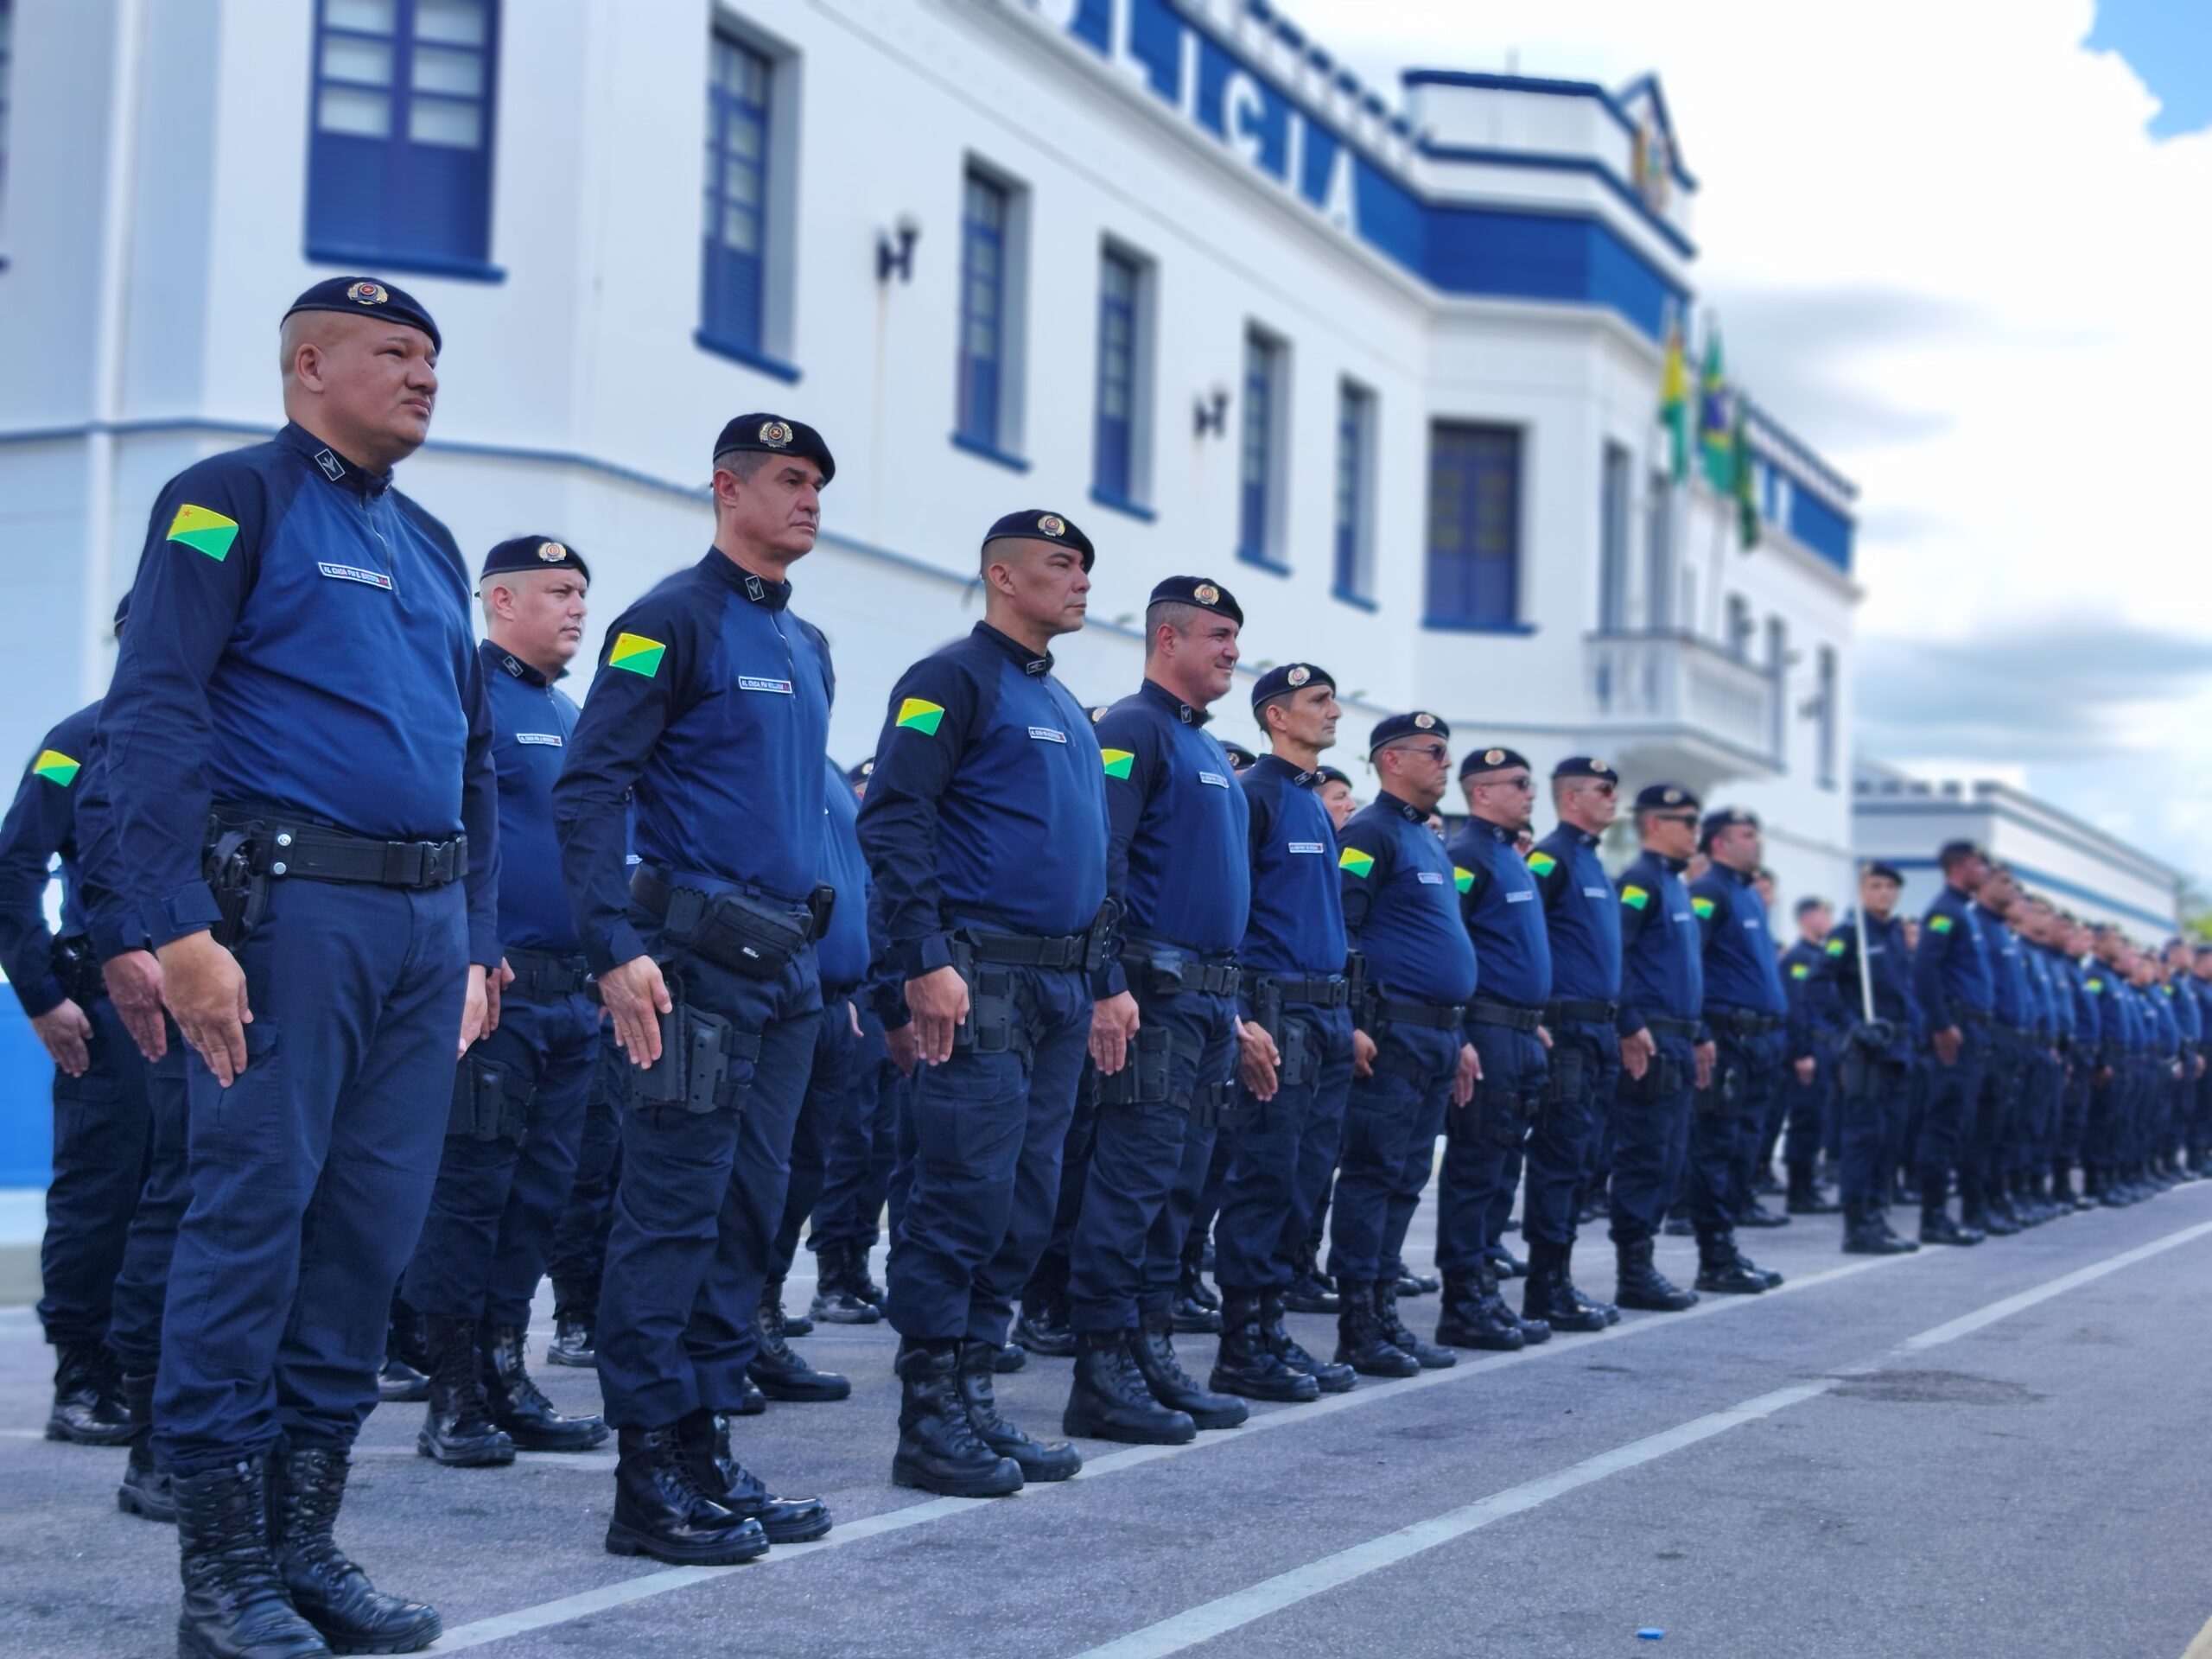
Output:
top-left (1526, 850), bottom-right (1557, 876)
top-left (609, 632), bottom-right (666, 678)
top-left (897, 698), bottom-right (946, 736)
top-left (1692, 896), bottom-right (1716, 919)
top-left (167, 504), bottom-right (239, 562)
top-left (1620, 884), bottom-right (1650, 911)
top-left (1100, 747), bottom-right (1135, 779)
top-left (1929, 914), bottom-right (1955, 935)
top-left (1453, 867), bottom-right (1475, 893)
top-left (1339, 848), bottom-right (1376, 879)
top-left (1826, 938), bottom-right (1847, 957)
top-left (31, 750), bottom-right (79, 787)
top-left (1790, 962), bottom-right (1810, 980)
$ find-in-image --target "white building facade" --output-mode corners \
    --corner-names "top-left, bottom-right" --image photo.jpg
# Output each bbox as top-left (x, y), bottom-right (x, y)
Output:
top-left (0, 0), bottom-right (1862, 907)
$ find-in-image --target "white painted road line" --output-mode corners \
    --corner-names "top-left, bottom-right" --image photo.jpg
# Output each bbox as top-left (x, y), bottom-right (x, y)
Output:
top-left (1066, 1214), bottom-right (2212, 1659)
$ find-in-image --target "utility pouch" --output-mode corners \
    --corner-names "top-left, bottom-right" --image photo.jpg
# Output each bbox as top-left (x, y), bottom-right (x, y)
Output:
top-left (1276, 1015), bottom-right (1317, 1091)
top-left (1251, 978), bottom-right (1285, 1040)
top-left (203, 823), bottom-right (271, 951)
top-left (449, 1053), bottom-right (530, 1143)
top-left (1189, 1080), bottom-right (1236, 1131)
top-left (666, 887), bottom-right (810, 981)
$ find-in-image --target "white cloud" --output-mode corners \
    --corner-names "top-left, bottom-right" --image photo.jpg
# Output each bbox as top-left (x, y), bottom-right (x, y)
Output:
top-left (1284, 0), bottom-right (2212, 882)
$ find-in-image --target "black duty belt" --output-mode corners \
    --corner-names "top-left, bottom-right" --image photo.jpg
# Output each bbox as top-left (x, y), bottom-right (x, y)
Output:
top-left (1955, 1006), bottom-right (1993, 1027)
top-left (1646, 1016), bottom-right (1702, 1041)
top-left (1712, 1007), bottom-right (1783, 1037)
top-left (1254, 973), bottom-right (1351, 1009)
top-left (1376, 995), bottom-right (1465, 1031)
top-left (1468, 999), bottom-right (1543, 1033)
top-left (1545, 998), bottom-right (1618, 1025)
top-left (217, 808), bottom-right (467, 890)
top-left (631, 866), bottom-right (818, 939)
top-left (963, 929), bottom-right (1088, 971)
top-left (50, 935), bottom-right (104, 1006)
top-left (503, 945), bottom-right (594, 1002)
top-left (1122, 942), bottom-right (1242, 997)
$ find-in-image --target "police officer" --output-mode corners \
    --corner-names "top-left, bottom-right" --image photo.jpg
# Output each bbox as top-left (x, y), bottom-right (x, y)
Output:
top-left (0, 615), bottom-right (149, 1447)
top-left (856, 509), bottom-right (1103, 1494)
top-left (2052, 918), bottom-right (2103, 1210)
top-left (399, 536), bottom-right (608, 1466)
top-left (1913, 839), bottom-right (1994, 1244)
top-left (2012, 895), bottom-right (2068, 1223)
top-left (1963, 864), bottom-right (2031, 1236)
top-left (1684, 810), bottom-right (1787, 1295)
top-left (105, 277), bottom-right (495, 1656)
top-left (1327, 715), bottom-right (1478, 1376)
top-left (1608, 785), bottom-right (1705, 1311)
top-left (1208, 662), bottom-right (1356, 1402)
top-left (555, 413), bottom-right (839, 1564)
top-left (1063, 577), bottom-right (1252, 1440)
top-left (1433, 747), bottom-right (1555, 1351)
top-left (1779, 899), bottom-right (1845, 1216)
top-left (1818, 863), bottom-right (1920, 1254)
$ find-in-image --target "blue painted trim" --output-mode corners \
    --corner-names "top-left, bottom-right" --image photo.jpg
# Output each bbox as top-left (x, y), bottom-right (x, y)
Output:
top-left (1421, 617), bottom-right (1537, 635)
top-left (1878, 856), bottom-right (2177, 933)
top-left (1331, 586), bottom-right (1378, 613)
top-left (1416, 142), bottom-right (1695, 260)
top-left (1090, 486), bottom-right (1156, 523)
top-left (303, 245), bottom-right (507, 284)
top-left (1745, 396), bottom-right (1858, 503)
top-left (1236, 550), bottom-right (1292, 578)
top-left (1401, 69), bottom-right (1697, 191)
top-left (950, 431), bottom-right (1031, 474)
top-left (694, 331), bottom-right (803, 384)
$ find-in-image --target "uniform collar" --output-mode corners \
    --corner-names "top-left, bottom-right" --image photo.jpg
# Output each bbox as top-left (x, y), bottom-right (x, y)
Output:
top-left (278, 422), bottom-right (391, 499)
top-left (972, 622), bottom-right (1053, 677)
top-left (1571, 827), bottom-right (1600, 849)
top-left (1139, 676), bottom-right (1210, 727)
top-left (1472, 816), bottom-right (1516, 844)
top-left (1643, 849), bottom-right (1690, 874)
top-left (1376, 790), bottom-right (1427, 824)
top-left (701, 549), bottom-right (792, 610)
top-left (1252, 753), bottom-right (1319, 787)
top-left (480, 637), bottom-right (550, 687)
top-left (1714, 861), bottom-right (1755, 888)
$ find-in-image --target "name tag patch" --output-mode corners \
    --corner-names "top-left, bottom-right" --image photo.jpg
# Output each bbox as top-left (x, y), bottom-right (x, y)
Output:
top-left (516, 732), bottom-right (563, 747)
top-left (1671, 912), bottom-right (1692, 923)
top-left (1417, 871), bottom-right (1445, 885)
top-left (317, 562), bottom-right (391, 589)
top-left (1506, 889), bottom-right (1534, 903)
top-left (738, 676), bottom-right (793, 695)
top-left (1028, 727), bottom-right (1068, 743)
top-left (1583, 886), bottom-right (1610, 899)
top-left (1198, 771), bottom-right (1230, 788)
top-left (1287, 841), bottom-right (1325, 855)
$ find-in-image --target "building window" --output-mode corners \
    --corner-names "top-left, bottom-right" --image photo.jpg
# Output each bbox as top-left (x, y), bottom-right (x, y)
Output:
top-left (1599, 442), bottom-right (1631, 632)
top-left (1726, 594), bottom-right (1753, 661)
top-left (1816, 645), bottom-right (1839, 789)
top-left (307, 0), bottom-right (501, 276)
top-left (1333, 381), bottom-right (1376, 601)
top-left (1644, 469), bottom-right (1673, 630)
top-left (1765, 616), bottom-right (1787, 757)
top-left (701, 30), bottom-right (772, 358)
top-left (1094, 248), bottom-right (1140, 502)
top-left (1426, 423), bottom-right (1522, 628)
top-left (1239, 328), bottom-right (1287, 567)
top-left (957, 169), bottom-right (1013, 453)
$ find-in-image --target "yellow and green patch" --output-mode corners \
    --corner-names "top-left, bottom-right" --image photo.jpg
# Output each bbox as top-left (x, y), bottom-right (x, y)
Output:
top-left (895, 696), bottom-right (944, 735)
top-left (1526, 850), bottom-right (1557, 876)
top-left (1339, 848), bottom-right (1376, 879)
top-left (167, 503), bottom-right (239, 562)
top-left (1825, 938), bottom-right (1847, 957)
top-left (1620, 884), bottom-right (1650, 911)
top-left (1789, 962), bottom-right (1810, 980)
top-left (1453, 867), bottom-right (1474, 894)
top-left (1929, 914), bottom-right (1954, 935)
top-left (609, 632), bottom-right (666, 678)
top-left (2087, 977), bottom-right (2105, 994)
top-left (1100, 747), bottom-right (1135, 779)
top-left (30, 749), bottom-right (79, 787)
top-left (1691, 896), bottom-right (1716, 919)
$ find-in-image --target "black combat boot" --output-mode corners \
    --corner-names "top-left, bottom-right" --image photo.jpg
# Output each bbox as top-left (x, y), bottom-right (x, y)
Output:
top-left (1612, 1238), bottom-right (1698, 1312)
top-left (1372, 1279), bottom-right (1457, 1368)
top-left (117, 1369), bottom-right (175, 1523)
top-left (1919, 1204), bottom-right (1985, 1245)
top-left (1434, 1271), bottom-right (1522, 1351)
top-left (270, 1441), bottom-right (442, 1654)
top-left (1132, 1308), bottom-right (1248, 1427)
top-left (545, 1282), bottom-right (596, 1369)
top-left (808, 1243), bottom-right (883, 1325)
top-left (1210, 1292), bottom-right (1320, 1402)
top-left (480, 1324), bottom-right (607, 1452)
top-left (607, 1426), bottom-right (770, 1563)
top-left (734, 1375), bottom-right (766, 1415)
top-left (378, 1297), bottom-right (432, 1402)
top-left (675, 1408), bottom-right (832, 1541)
top-left (957, 1338), bottom-right (1082, 1479)
top-left (1014, 1294), bottom-right (1077, 1357)
top-left (173, 1456), bottom-right (332, 1659)
top-left (46, 1340), bottom-right (133, 1445)
top-left (747, 1283), bottom-right (850, 1402)
top-left (1557, 1242), bottom-right (1620, 1325)
top-left (376, 1351), bottom-right (430, 1404)
top-left (1843, 1205), bottom-right (1916, 1255)
top-left (417, 1315), bottom-right (514, 1466)
top-left (1522, 1241), bottom-right (1608, 1332)
top-left (1333, 1278), bottom-right (1422, 1374)
top-left (1259, 1289), bottom-right (1353, 1393)
top-left (889, 1340), bottom-right (1026, 1493)
top-left (1693, 1230), bottom-right (1770, 1294)
top-left (1479, 1257), bottom-right (1552, 1344)
top-left (1171, 1249), bottom-right (1224, 1334)
top-left (1282, 1236), bottom-right (1340, 1313)
top-left (1484, 1242), bottom-right (1529, 1278)
top-left (1063, 1330), bottom-right (1198, 1445)
top-left (1785, 1166), bottom-right (1840, 1214)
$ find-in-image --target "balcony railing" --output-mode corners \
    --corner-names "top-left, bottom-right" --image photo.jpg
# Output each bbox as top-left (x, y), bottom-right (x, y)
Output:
top-left (1585, 630), bottom-right (1780, 772)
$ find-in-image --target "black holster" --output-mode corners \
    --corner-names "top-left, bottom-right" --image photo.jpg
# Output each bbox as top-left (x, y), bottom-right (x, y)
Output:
top-left (449, 1052), bottom-right (531, 1144)
top-left (1545, 1039), bottom-right (1588, 1108)
top-left (627, 976), bottom-right (760, 1116)
top-left (203, 824), bottom-right (271, 950)
top-left (1449, 1079), bottom-right (1535, 1150)
top-left (1697, 1060), bottom-right (1746, 1117)
top-left (1097, 1022), bottom-right (1219, 1121)
top-left (1622, 1052), bottom-right (1687, 1103)
top-left (948, 939), bottom-right (1035, 1064)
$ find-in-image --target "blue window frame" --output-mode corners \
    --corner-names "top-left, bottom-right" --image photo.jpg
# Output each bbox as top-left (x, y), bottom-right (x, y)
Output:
top-left (1239, 330), bottom-right (1284, 566)
top-left (701, 31), bottom-right (772, 357)
top-left (1426, 423), bottom-right (1522, 627)
top-left (307, 0), bottom-right (501, 276)
top-left (1094, 249), bottom-right (1139, 500)
top-left (1333, 381), bottom-right (1373, 600)
top-left (957, 172), bottom-right (1010, 448)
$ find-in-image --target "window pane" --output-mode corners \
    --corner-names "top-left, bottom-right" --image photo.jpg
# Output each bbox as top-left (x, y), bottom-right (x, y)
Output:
top-left (324, 0), bottom-right (397, 35)
top-left (722, 204), bottom-right (758, 252)
top-left (415, 0), bottom-right (488, 47)
top-left (409, 97), bottom-right (481, 147)
top-left (318, 85), bottom-right (392, 137)
top-left (412, 45), bottom-right (483, 98)
top-left (321, 36), bottom-right (393, 86)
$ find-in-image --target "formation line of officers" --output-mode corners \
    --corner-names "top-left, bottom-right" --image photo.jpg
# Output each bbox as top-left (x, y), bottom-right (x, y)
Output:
top-left (8, 277), bottom-right (2209, 1659)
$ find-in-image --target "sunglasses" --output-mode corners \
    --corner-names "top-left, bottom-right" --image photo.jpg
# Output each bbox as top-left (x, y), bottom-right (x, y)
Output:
top-left (1650, 810), bottom-right (1699, 825)
top-left (1395, 743), bottom-right (1450, 764)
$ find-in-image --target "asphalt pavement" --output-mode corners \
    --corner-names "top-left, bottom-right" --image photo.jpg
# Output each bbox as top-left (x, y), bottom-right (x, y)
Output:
top-left (3, 1183), bottom-right (2210, 1659)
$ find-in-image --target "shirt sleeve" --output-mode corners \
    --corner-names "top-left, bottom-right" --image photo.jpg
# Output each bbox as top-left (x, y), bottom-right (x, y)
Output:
top-left (99, 457), bottom-right (270, 948)
top-left (1337, 815), bottom-right (1393, 946)
top-left (1613, 866), bottom-right (1656, 1036)
top-left (456, 588), bottom-right (502, 969)
top-left (1529, 842), bottom-right (1571, 919)
top-left (1090, 706), bottom-right (1165, 1000)
top-left (1913, 902), bottom-right (1957, 1033)
top-left (853, 651), bottom-right (986, 980)
top-left (75, 732), bottom-right (147, 964)
top-left (0, 723), bottom-right (76, 1018)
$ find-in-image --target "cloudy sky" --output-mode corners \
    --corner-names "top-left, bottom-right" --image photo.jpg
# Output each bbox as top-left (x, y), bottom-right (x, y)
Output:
top-left (1290, 0), bottom-right (2212, 889)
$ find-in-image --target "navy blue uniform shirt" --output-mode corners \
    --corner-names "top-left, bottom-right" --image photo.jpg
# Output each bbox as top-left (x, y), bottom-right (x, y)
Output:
top-left (101, 423), bottom-right (499, 963)
top-left (1974, 903), bottom-right (2034, 1033)
top-left (1093, 678), bottom-right (1251, 995)
top-left (555, 550), bottom-right (833, 976)
top-left (1914, 882), bottom-right (1993, 1031)
top-left (483, 642), bottom-right (582, 955)
top-left (855, 623), bottom-right (1106, 979)
top-left (2166, 976), bottom-right (2202, 1046)
top-left (1527, 825), bottom-right (1620, 1004)
top-left (73, 731), bottom-right (144, 964)
top-left (1236, 754), bottom-right (1346, 980)
top-left (1783, 937), bottom-right (1847, 1058)
top-left (1819, 912), bottom-right (1918, 1047)
top-left (1445, 817), bottom-right (1552, 1010)
top-left (1690, 863), bottom-right (1787, 1018)
top-left (816, 757), bottom-right (872, 992)
top-left (1616, 849), bottom-right (1702, 1035)
top-left (1337, 792), bottom-right (1476, 1007)
top-left (0, 702), bottom-right (100, 1018)
top-left (2068, 956), bottom-right (2102, 1053)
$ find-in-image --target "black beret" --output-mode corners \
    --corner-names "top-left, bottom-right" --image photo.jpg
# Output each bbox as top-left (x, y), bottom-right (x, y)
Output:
top-left (1938, 839), bottom-right (1988, 865)
top-left (283, 276), bottom-right (441, 355)
top-left (480, 534), bottom-right (590, 584)
top-left (846, 758), bottom-right (875, 785)
top-left (714, 414), bottom-right (835, 486)
top-left (983, 509), bottom-right (1094, 572)
top-left (1149, 575), bottom-right (1243, 626)
top-left (1250, 661), bottom-right (1334, 709)
top-left (1552, 754), bottom-right (1618, 782)
top-left (1865, 861), bottom-right (1904, 884)
top-left (1700, 806), bottom-right (1760, 847)
top-left (1633, 783), bottom-right (1700, 813)
top-left (1315, 765), bottom-right (1351, 787)
top-left (1459, 745), bottom-right (1531, 781)
top-left (1221, 741), bottom-right (1257, 770)
top-left (112, 590), bottom-right (130, 636)
top-left (1368, 711), bottom-right (1448, 755)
